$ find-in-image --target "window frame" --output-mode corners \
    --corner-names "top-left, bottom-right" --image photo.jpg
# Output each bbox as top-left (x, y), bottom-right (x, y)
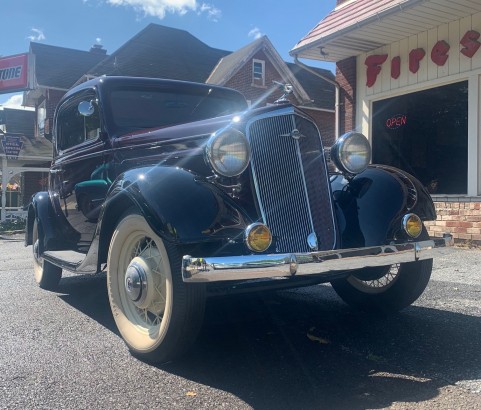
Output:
top-left (54, 89), bottom-right (101, 155)
top-left (252, 59), bottom-right (265, 87)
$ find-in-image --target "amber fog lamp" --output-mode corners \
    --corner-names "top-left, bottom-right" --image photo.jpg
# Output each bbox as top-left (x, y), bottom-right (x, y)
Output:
top-left (403, 213), bottom-right (422, 238)
top-left (245, 223), bottom-right (272, 252)
top-left (206, 128), bottom-right (250, 177)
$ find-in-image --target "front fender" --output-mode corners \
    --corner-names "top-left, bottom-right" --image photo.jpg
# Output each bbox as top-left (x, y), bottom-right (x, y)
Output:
top-left (101, 166), bottom-right (252, 244)
top-left (330, 166), bottom-right (436, 248)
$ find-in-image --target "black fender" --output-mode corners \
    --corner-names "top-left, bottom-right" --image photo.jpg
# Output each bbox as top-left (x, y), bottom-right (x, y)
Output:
top-left (25, 192), bottom-right (80, 251)
top-left (98, 166), bottom-right (252, 246)
top-left (330, 166), bottom-right (436, 248)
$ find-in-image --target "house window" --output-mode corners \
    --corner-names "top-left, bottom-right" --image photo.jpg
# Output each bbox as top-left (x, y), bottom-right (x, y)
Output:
top-left (372, 81), bottom-right (468, 195)
top-left (252, 59), bottom-right (265, 86)
top-left (36, 100), bottom-right (46, 138)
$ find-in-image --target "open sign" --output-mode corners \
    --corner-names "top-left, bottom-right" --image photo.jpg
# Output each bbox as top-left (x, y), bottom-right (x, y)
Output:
top-left (386, 114), bottom-right (407, 130)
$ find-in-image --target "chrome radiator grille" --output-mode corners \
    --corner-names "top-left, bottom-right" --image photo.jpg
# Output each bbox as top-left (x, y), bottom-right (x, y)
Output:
top-left (247, 111), bottom-right (336, 253)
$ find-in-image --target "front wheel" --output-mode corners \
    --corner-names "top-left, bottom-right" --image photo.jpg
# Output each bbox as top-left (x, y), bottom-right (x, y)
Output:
top-left (331, 259), bottom-right (433, 313)
top-left (32, 220), bottom-right (62, 291)
top-left (107, 213), bottom-right (205, 363)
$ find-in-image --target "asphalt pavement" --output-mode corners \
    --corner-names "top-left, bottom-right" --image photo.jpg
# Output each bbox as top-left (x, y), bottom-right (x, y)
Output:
top-left (0, 234), bottom-right (480, 409)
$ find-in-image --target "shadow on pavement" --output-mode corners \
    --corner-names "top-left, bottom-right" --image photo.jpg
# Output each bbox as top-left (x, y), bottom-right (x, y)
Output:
top-left (56, 275), bottom-right (481, 409)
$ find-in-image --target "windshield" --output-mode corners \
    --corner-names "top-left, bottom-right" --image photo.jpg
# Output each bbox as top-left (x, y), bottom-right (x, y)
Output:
top-left (108, 87), bottom-right (246, 134)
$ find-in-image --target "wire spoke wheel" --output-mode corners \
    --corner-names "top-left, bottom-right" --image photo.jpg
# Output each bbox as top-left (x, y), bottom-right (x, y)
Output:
top-left (348, 264), bottom-right (401, 294)
top-left (107, 212), bottom-right (205, 362)
top-left (331, 259), bottom-right (433, 313)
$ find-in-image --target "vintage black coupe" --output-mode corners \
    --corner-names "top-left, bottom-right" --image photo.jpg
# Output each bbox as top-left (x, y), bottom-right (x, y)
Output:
top-left (25, 76), bottom-right (453, 363)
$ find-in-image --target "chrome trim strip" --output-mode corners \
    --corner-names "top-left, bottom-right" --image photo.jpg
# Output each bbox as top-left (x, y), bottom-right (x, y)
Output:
top-left (291, 115), bottom-right (316, 236)
top-left (182, 234), bottom-right (454, 283)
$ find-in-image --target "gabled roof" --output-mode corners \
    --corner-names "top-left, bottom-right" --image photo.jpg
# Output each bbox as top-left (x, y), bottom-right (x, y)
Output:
top-left (206, 36), bottom-right (314, 108)
top-left (30, 42), bottom-right (107, 90)
top-left (291, 0), bottom-right (481, 62)
top-left (286, 63), bottom-right (335, 110)
top-left (206, 36), bottom-right (266, 85)
top-left (88, 24), bottom-right (230, 83)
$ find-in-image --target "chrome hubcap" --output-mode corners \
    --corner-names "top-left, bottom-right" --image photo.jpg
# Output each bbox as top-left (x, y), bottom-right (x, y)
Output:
top-left (124, 257), bottom-right (153, 309)
top-left (125, 261), bottom-right (147, 304)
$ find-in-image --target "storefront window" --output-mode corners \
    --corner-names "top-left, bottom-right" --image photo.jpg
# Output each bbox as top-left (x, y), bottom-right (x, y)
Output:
top-left (372, 81), bottom-right (468, 195)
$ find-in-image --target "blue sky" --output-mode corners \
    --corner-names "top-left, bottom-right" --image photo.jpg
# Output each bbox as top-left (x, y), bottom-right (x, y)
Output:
top-left (0, 0), bottom-right (336, 108)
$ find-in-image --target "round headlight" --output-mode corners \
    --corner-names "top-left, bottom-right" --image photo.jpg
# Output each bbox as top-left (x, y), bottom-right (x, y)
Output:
top-left (206, 128), bottom-right (250, 177)
top-left (331, 132), bottom-right (371, 175)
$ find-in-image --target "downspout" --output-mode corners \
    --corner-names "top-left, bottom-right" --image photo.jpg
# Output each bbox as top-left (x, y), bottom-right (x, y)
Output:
top-left (293, 55), bottom-right (340, 139)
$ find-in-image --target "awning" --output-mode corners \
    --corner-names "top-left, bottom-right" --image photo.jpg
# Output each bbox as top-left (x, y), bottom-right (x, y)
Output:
top-left (291, 0), bottom-right (481, 62)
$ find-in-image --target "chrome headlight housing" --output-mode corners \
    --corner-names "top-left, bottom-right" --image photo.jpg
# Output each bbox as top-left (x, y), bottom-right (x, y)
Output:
top-left (206, 128), bottom-right (250, 177)
top-left (331, 132), bottom-right (371, 175)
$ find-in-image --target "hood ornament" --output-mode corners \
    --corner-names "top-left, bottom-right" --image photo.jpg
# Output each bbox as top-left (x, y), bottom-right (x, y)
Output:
top-left (273, 81), bottom-right (293, 104)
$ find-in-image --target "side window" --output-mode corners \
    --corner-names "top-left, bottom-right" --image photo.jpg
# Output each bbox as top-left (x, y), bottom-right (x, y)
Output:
top-left (56, 91), bottom-right (100, 152)
top-left (252, 59), bottom-right (265, 87)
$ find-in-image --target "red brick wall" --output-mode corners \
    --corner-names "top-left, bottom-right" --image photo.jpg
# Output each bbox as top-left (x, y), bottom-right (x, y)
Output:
top-left (336, 56), bottom-right (356, 135)
top-left (224, 50), bottom-right (297, 106)
top-left (425, 202), bottom-right (481, 243)
top-left (301, 109), bottom-right (335, 148)
top-left (224, 51), bottom-right (334, 146)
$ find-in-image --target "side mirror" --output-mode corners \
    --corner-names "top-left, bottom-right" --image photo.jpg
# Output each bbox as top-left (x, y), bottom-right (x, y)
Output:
top-left (78, 100), bottom-right (95, 117)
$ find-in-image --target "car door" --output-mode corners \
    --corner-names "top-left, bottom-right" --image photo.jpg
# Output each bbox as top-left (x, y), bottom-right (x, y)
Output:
top-left (50, 88), bottom-right (110, 249)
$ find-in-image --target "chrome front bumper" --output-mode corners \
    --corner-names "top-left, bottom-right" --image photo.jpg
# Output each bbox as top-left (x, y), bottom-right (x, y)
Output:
top-left (182, 234), bottom-right (454, 283)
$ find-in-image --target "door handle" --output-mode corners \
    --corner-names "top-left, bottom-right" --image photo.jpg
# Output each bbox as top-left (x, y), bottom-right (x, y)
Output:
top-left (50, 169), bottom-right (62, 174)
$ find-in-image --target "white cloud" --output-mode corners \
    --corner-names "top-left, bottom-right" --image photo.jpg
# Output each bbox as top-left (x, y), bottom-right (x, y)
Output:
top-left (106, 0), bottom-right (197, 19)
top-left (102, 0), bottom-right (221, 21)
top-left (248, 27), bottom-right (263, 40)
top-left (198, 3), bottom-right (221, 22)
top-left (0, 94), bottom-right (34, 111)
top-left (27, 28), bottom-right (46, 42)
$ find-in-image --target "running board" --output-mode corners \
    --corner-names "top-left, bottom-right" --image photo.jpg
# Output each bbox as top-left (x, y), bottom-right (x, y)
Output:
top-left (44, 250), bottom-right (86, 271)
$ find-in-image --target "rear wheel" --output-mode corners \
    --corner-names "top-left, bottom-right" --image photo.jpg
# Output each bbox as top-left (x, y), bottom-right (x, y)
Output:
top-left (32, 220), bottom-right (62, 291)
top-left (107, 213), bottom-right (205, 363)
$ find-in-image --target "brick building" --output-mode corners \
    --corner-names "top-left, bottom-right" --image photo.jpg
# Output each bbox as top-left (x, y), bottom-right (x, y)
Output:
top-left (291, 0), bottom-right (481, 243)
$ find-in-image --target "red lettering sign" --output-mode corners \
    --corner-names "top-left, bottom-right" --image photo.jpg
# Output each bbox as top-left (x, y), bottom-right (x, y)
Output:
top-left (366, 29), bottom-right (481, 87)
top-left (386, 114), bottom-right (407, 130)
top-left (0, 54), bottom-right (29, 94)
top-left (391, 56), bottom-right (401, 79)
top-left (460, 30), bottom-right (481, 58)
top-left (409, 48), bottom-right (425, 73)
top-left (431, 40), bottom-right (450, 66)
top-left (365, 54), bottom-right (388, 87)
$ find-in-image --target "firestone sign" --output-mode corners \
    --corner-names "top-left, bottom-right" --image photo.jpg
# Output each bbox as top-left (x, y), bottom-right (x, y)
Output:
top-left (365, 30), bottom-right (481, 87)
top-left (1, 135), bottom-right (24, 160)
top-left (0, 54), bottom-right (29, 94)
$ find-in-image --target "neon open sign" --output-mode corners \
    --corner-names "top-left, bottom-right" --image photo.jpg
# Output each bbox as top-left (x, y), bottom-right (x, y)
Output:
top-left (386, 114), bottom-right (407, 129)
